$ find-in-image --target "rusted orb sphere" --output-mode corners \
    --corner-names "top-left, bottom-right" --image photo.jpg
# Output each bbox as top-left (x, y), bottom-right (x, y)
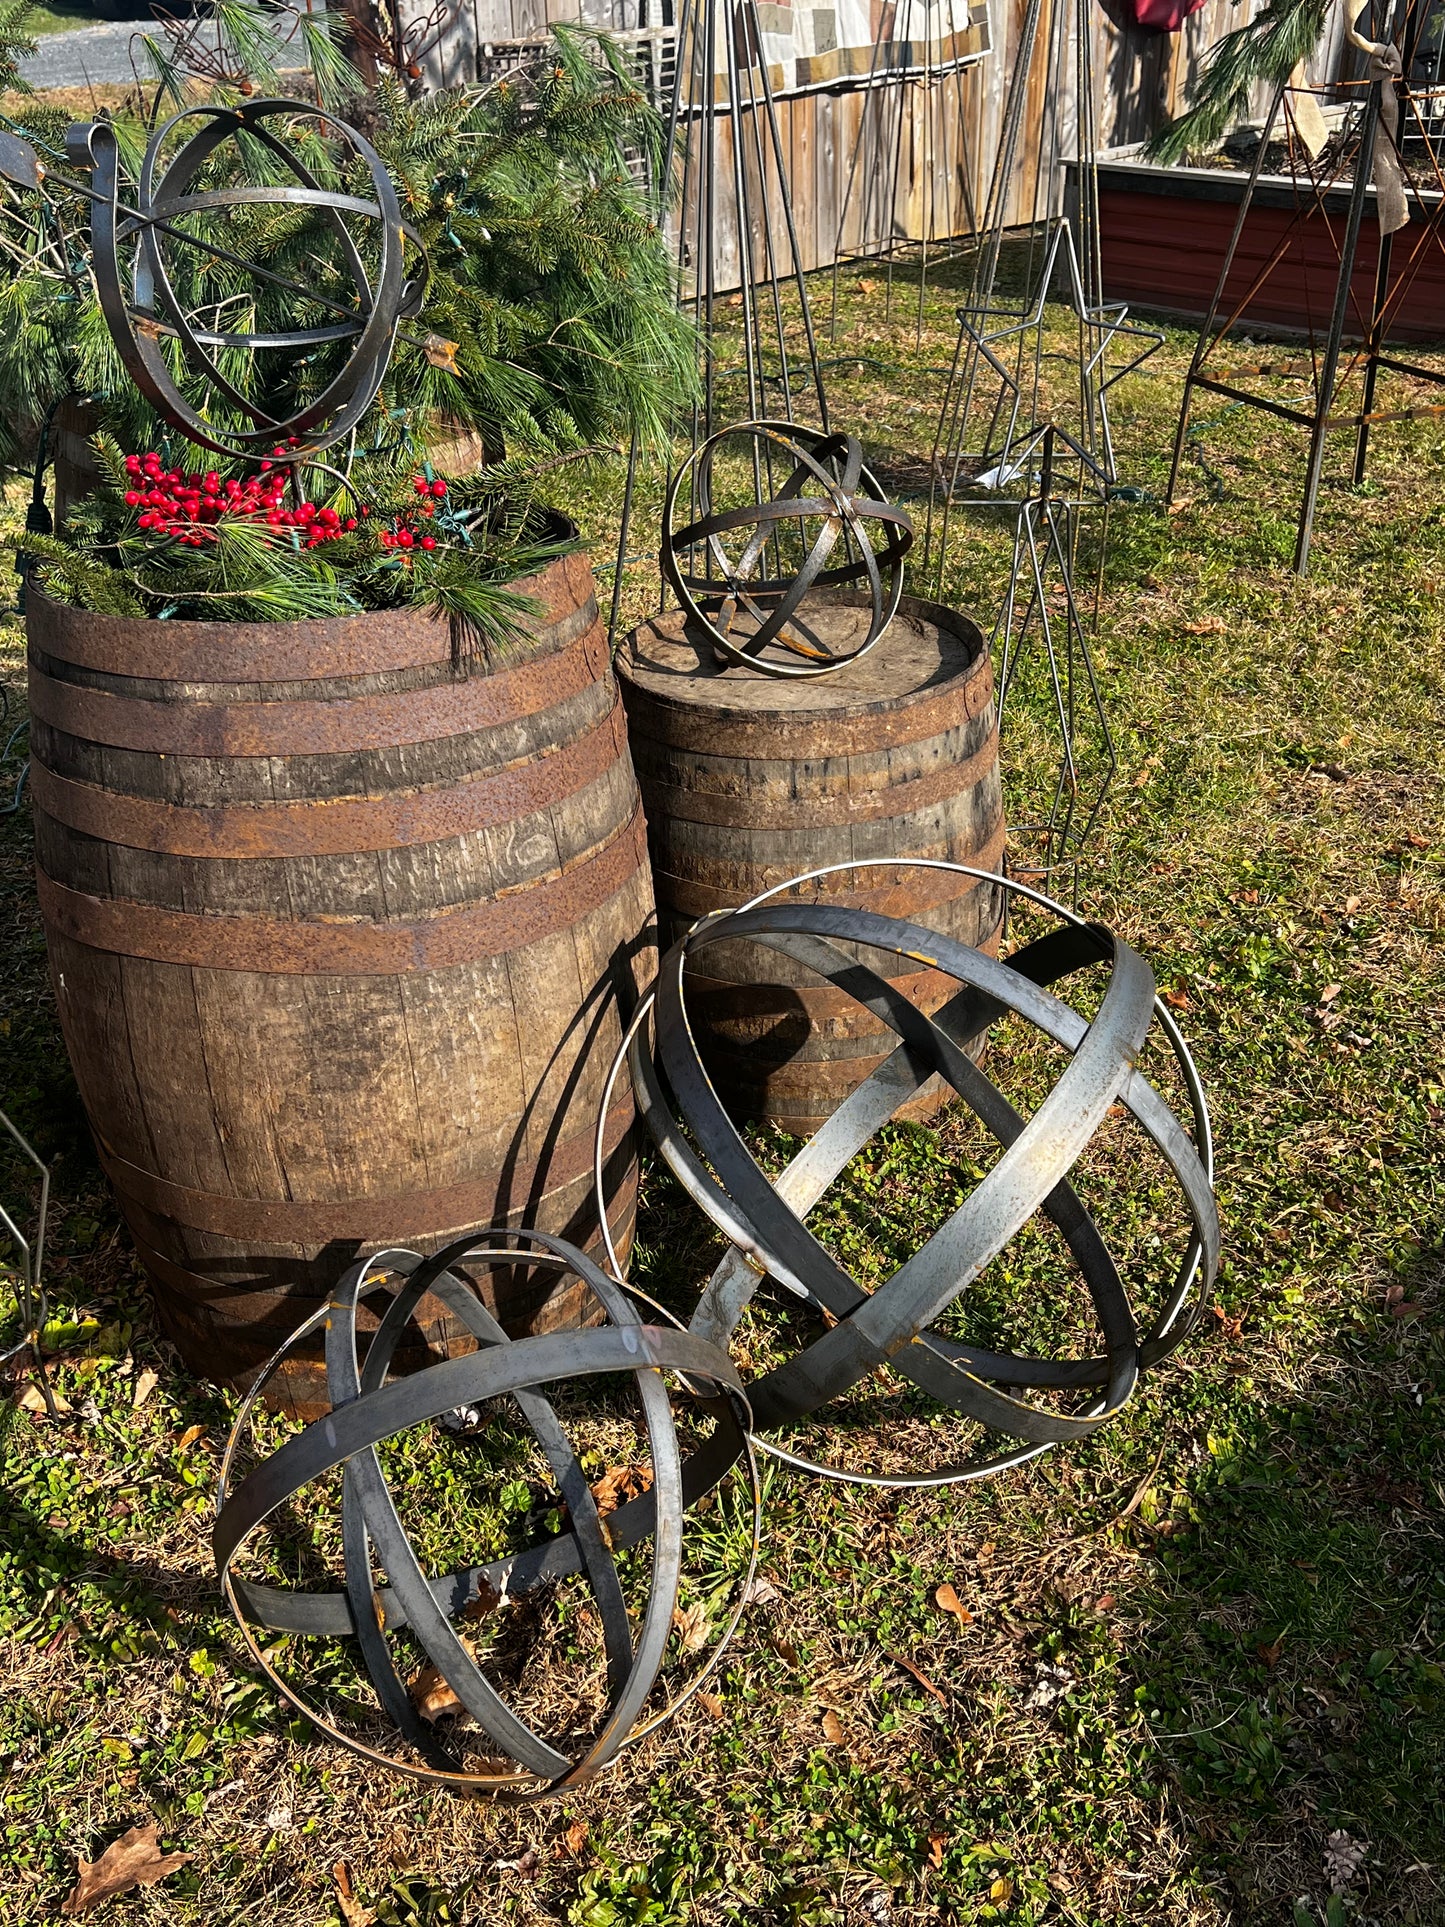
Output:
top-left (660, 419), bottom-right (915, 678)
top-left (68, 99), bottom-right (425, 460)
top-left (213, 1229), bottom-right (758, 1795)
top-left (605, 861), bottom-right (1219, 1487)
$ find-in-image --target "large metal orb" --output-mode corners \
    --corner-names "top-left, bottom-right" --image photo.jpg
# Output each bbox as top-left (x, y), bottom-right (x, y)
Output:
top-left (660, 420), bottom-right (914, 678)
top-left (213, 1229), bottom-right (758, 1794)
top-left (600, 861), bottom-right (1219, 1486)
top-left (68, 100), bottom-right (424, 460)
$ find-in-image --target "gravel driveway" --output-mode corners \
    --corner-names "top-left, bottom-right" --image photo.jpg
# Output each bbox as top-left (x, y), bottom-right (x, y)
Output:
top-left (16, 20), bottom-right (155, 90)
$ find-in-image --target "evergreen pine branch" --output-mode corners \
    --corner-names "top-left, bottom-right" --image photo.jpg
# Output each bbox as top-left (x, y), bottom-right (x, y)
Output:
top-left (0, 0), bottom-right (38, 94)
top-left (19, 532), bottom-right (145, 617)
top-left (1146, 0), bottom-right (1331, 162)
top-left (295, 10), bottom-right (360, 114)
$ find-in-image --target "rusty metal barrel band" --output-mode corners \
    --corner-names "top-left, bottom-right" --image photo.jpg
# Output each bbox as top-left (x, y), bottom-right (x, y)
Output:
top-left (24, 565), bottom-right (598, 683)
top-left (28, 702), bottom-right (628, 860)
top-left (631, 729), bottom-right (1000, 833)
top-left (34, 805), bottom-right (648, 974)
top-left (213, 1232), bottom-right (760, 1793)
top-left (650, 815), bottom-right (1009, 921)
top-left (617, 660), bottom-right (995, 762)
top-left (26, 619), bottom-right (609, 758)
top-left (98, 1095), bottom-right (635, 1242)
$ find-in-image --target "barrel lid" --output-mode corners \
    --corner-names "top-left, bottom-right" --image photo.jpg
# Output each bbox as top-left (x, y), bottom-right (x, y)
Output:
top-left (617, 592), bottom-right (986, 719)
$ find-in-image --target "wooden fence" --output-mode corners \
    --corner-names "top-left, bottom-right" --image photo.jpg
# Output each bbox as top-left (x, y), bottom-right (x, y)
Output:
top-left (404, 0), bottom-right (1351, 279)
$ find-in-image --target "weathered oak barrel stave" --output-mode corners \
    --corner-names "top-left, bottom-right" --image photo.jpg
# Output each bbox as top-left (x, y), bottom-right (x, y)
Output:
top-left (616, 593), bottom-right (1006, 1134)
top-left (27, 537), bottom-right (653, 1412)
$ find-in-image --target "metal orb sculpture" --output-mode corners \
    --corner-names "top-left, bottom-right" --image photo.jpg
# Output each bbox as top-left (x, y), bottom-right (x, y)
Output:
top-left (67, 100), bottom-right (425, 460)
top-left (660, 420), bottom-right (915, 678)
top-left (600, 862), bottom-right (1219, 1486)
top-left (213, 1229), bottom-right (759, 1794)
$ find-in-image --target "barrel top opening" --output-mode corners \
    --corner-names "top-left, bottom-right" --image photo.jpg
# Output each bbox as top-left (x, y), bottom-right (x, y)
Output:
top-left (618, 594), bottom-right (986, 717)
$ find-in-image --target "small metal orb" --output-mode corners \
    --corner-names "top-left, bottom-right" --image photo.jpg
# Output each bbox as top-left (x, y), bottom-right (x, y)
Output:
top-left (600, 861), bottom-right (1219, 1487)
top-left (69, 99), bottom-right (425, 460)
top-left (660, 419), bottom-right (914, 679)
top-left (213, 1229), bottom-right (758, 1794)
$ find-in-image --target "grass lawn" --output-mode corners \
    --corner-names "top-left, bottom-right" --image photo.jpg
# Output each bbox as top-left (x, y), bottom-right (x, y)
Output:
top-left (0, 256), bottom-right (1442, 1927)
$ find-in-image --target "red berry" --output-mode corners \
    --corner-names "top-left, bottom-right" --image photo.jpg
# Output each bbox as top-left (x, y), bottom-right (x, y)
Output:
top-left (431, 479), bottom-right (447, 498)
top-left (124, 490), bottom-right (140, 506)
top-left (344, 518), bottom-right (358, 532)
top-left (420, 535), bottom-right (436, 550)
top-left (398, 529), bottom-right (414, 548)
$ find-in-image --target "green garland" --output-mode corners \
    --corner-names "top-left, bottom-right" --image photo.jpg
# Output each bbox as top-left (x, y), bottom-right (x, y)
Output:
top-left (1145, 0), bottom-right (1332, 163)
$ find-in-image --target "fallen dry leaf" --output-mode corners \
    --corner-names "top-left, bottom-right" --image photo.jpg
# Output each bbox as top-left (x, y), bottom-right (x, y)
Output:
top-left (1391, 1301), bottom-right (1425, 1320)
top-left (1182, 616), bottom-right (1227, 635)
top-left (741, 1573), bottom-right (781, 1606)
top-left (131, 1368), bottom-right (159, 1410)
top-left (927, 1831), bottom-right (946, 1869)
top-left (1095, 1593), bottom-right (1116, 1613)
top-left (977, 1540), bottom-right (995, 1564)
top-left (883, 1647), bottom-right (947, 1704)
top-left (821, 1709), bottom-right (845, 1744)
top-left (989, 1876), bottom-right (1014, 1905)
top-left (176, 1423), bottom-right (206, 1450)
top-left (1320, 983), bottom-right (1342, 1004)
top-left (408, 1636), bottom-right (477, 1720)
top-left (697, 1690), bottom-right (725, 1719)
top-left (1209, 1304), bottom-right (1245, 1343)
top-left (62, 1825), bottom-right (190, 1915)
top-left (1257, 1638), bottom-right (1284, 1668)
top-left (589, 1463), bottom-right (653, 1518)
top-left (19, 1383), bottom-right (71, 1417)
top-left (1161, 985), bottom-right (1190, 1012)
top-left (563, 1819), bottom-right (588, 1857)
top-left (1344, 895), bottom-right (1362, 914)
top-left (672, 1601), bottom-right (709, 1653)
top-left (934, 1583), bottom-right (973, 1631)
top-left (331, 1861), bottom-right (375, 1927)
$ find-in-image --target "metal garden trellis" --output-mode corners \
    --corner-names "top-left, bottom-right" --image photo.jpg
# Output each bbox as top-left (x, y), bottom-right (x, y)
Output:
top-left (1165, 0), bottom-right (1445, 573)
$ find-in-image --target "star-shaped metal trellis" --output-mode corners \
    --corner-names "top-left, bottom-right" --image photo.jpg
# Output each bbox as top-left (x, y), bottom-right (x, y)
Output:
top-left (931, 216), bottom-right (1163, 514)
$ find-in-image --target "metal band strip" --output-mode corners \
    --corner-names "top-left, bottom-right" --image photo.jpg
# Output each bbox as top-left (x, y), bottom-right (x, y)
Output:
top-left (634, 727), bottom-right (999, 831)
top-left (681, 917), bottom-right (1003, 1025)
top-left (28, 619), bottom-right (610, 758)
top-left (618, 661), bottom-right (994, 764)
top-left (35, 804), bottom-right (648, 974)
top-left (29, 701), bottom-right (628, 859)
top-left (652, 815), bottom-right (1009, 920)
top-left (102, 1095), bottom-right (636, 1243)
top-left (213, 1322), bottom-right (733, 1568)
top-left (24, 554), bottom-right (599, 682)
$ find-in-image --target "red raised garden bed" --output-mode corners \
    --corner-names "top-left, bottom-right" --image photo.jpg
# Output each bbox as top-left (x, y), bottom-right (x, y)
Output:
top-left (1065, 145), bottom-right (1445, 344)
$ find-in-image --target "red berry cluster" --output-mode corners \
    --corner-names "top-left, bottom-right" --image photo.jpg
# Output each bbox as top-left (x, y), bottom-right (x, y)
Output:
top-left (378, 474), bottom-right (449, 554)
top-left (121, 451), bottom-right (363, 551)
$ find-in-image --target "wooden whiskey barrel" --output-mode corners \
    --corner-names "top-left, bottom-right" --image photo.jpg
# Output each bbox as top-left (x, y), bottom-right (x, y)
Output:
top-left (617, 593), bottom-right (1005, 1134)
top-left (27, 534), bottom-right (653, 1413)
